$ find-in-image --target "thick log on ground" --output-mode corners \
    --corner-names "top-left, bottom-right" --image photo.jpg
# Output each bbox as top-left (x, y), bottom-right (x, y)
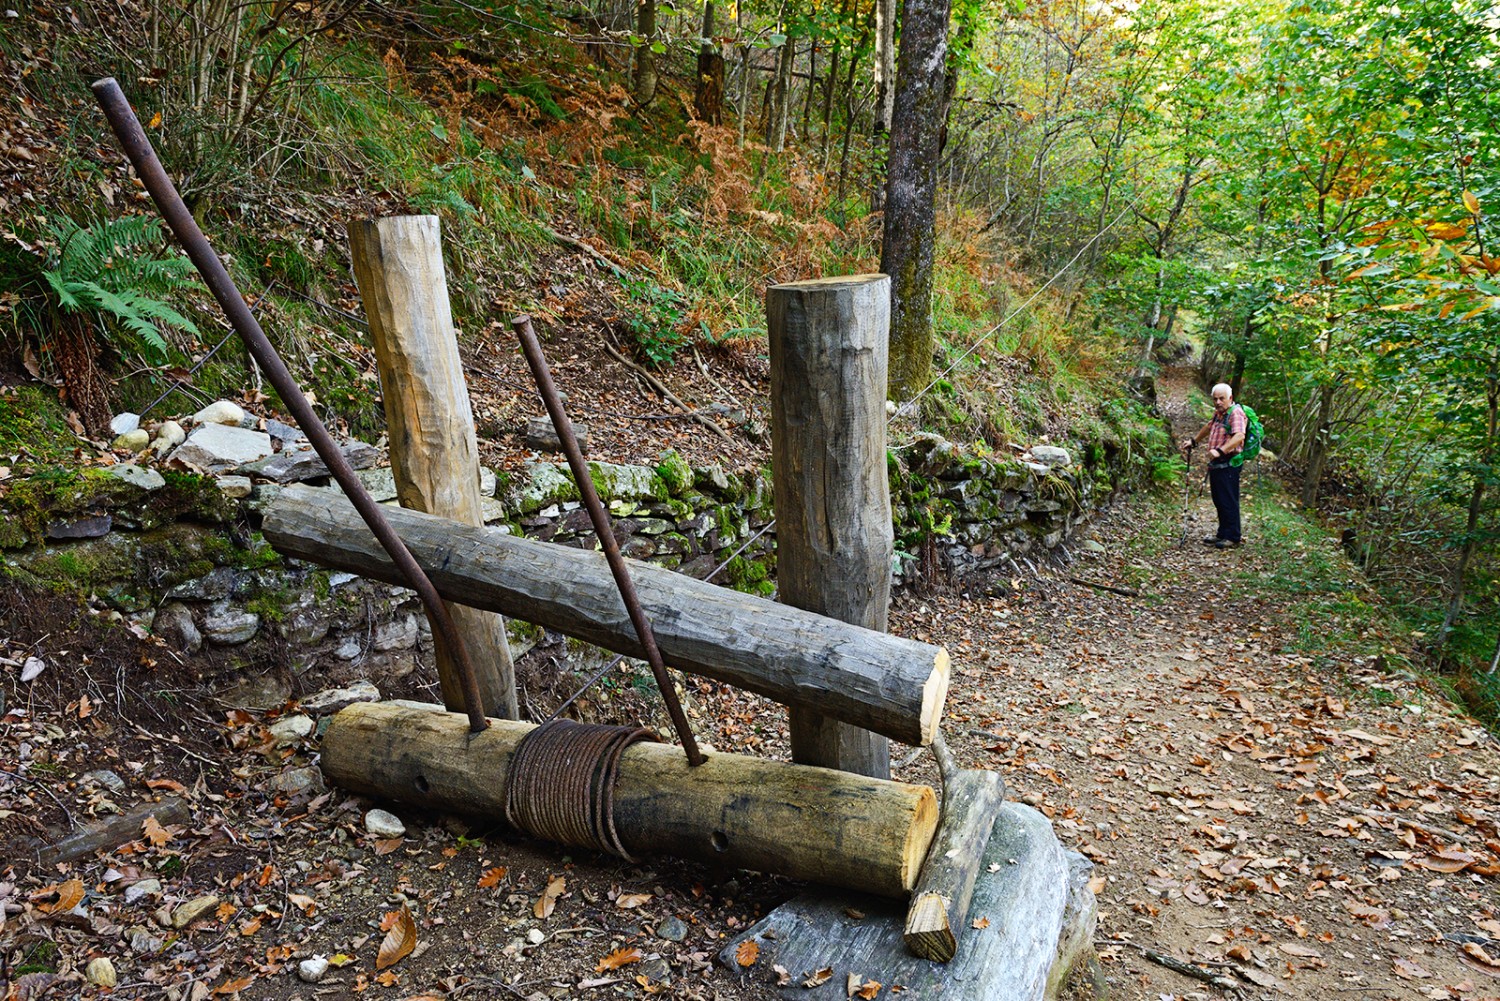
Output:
top-left (769, 274), bottom-right (894, 779)
top-left (322, 702), bottom-right (938, 897)
top-left (264, 487), bottom-right (949, 746)
top-left (904, 769), bottom-right (1008, 961)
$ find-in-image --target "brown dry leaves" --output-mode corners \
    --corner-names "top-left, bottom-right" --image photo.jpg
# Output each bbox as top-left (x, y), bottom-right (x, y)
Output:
top-left (31, 879), bottom-right (84, 914)
top-left (596, 946), bottom-right (642, 972)
top-left (534, 875), bottom-right (566, 920)
top-left (375, 904), bottom-right (417, 970)
top-left (734, 940), bottom-right (759, 967)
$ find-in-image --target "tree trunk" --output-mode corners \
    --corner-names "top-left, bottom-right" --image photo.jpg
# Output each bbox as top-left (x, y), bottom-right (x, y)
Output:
top-left (633, 0), bottom-right (658, 106)
top-left (767, 34), bottom-right (795, 151)
top-left (1438, 365), bottom-right (1499, 654)
top-left (873, 0), bottom-right (897, 136)
top-left (1300, 384), bottom-right (1335, 508)
top-left (880, 0), bottom-right (952, 400)
top-left (694, 0), bottom-right (724, 124)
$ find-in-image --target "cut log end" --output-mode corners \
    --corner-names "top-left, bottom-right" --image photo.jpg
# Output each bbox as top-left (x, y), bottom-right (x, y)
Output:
top-left (919, 649), bottom-right (952, 746)
top-left (904, 892), bottom-right (958, 962)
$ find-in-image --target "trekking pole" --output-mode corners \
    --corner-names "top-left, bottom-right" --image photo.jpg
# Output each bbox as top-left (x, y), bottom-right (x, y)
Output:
top-left (1178, 441), bottom-right (1194, 548)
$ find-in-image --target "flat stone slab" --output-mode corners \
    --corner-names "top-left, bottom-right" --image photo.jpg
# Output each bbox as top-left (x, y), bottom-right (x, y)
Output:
top-left (718, 803), bottom-right (1094, 1000)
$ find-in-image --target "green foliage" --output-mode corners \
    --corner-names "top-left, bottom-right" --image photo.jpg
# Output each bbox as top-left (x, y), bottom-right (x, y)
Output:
top-left (0, 386), bottom-right (74, 462)
top-left (619, 274), bottom-right (691, 368)
top-left (38, 215), bottom-right (200, 361)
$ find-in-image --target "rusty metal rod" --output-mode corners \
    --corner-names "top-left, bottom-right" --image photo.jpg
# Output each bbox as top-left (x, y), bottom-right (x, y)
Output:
top-left (511, 315), bottom-right (705, 767)
top-left (91, 77), bottom-right (490, 734)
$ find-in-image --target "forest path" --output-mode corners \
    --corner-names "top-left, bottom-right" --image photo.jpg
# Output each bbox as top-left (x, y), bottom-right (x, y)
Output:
top-left (903, 365), bottom-right (1500, 999)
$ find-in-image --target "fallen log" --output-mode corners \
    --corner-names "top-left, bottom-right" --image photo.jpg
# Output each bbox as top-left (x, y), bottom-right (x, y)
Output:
top-left (903, 770), bottom-right (1008, 961)
top-left (264, 486), bottom-right (949, 746)
top-left (322, 702), bottom-right (938, 897)
top-left (37, 797), bottom-right (191, 865)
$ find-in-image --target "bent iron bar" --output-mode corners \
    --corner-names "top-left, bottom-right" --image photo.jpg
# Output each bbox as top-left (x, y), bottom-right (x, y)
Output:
top-left (511, 315), bottom-right (705, 767)
top-left (90, 77), bottom-right (490, 735)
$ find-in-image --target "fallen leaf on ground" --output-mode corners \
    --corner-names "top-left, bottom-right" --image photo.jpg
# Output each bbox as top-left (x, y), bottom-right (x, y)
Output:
top-left (857, 980), bottom-right (883, 998)
top-left (1394, 957), bottom-right (1433, 979)
top-left (735, 940), bottom-right (759, 967)
top-left (142, 815), bottom-right (172, 846)
top-left (376, 904), bottom-right (417, 970)
top-left (477, 867), bottom-right (507, 888)
top-left (971, 916), bottom-right (990, 929)
top-left (597, 946), bottom-right (643, 972)
top-left (616, 892), bottom-right (652, 909)
top-left (803, 967), bottom-right (834, 988)
top-left (534, 875), bottom-right (566, 919)
top-left (32, 879), bottom-right (84, 914)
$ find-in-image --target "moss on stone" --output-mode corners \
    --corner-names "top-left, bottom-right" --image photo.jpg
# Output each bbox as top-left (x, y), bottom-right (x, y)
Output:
top-left (0, 386), bottom-right (74, 463)
top-left (655, 450), bottom-right (694, 497)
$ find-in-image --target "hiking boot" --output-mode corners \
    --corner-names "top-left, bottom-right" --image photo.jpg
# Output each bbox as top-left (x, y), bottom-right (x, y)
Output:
top-left (1213, 538), bottom-right (1241, 549)
top-left (1201, 536), bottom-right (1221, 545)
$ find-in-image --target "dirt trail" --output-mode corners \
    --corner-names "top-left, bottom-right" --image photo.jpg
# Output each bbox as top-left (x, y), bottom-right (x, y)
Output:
top-left (910, 367), bottom-right (1500, 999)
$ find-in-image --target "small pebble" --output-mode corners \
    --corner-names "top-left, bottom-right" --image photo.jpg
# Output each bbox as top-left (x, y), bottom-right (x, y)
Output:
top-left (85, 957), bottom-right (117, 987)
top-left (656, 915), bottom-right (688, 942)
top-left (297, 956), bottom-right (329, 983)
top-left (526, 928), bottom-right (546, 945)
top-left (364, 808), bottom-right (406, 839)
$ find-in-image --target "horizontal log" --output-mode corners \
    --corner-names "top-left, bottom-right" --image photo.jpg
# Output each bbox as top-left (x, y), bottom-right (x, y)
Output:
top-left (322, 702), bottom-right (938, 897)
top-left (904, 770), bottom-right (1008, 961)
top-left (37, 797), bottom-right (191, 865)
top-left (263, 486), bottom-right (949, 745)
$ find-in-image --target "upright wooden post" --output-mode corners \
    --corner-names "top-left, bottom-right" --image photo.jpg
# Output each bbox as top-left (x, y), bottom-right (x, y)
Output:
top-left (769, 274), bottom-right (894, 779)
top-left (348, 215), bottom-right (518, 720)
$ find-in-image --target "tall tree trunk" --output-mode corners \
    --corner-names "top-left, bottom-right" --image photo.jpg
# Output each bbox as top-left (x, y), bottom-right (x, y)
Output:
top-left (1230, 313), bottom-right (1253, 398)
top-left (767, 35), bottom-right (796, 151)
top-left (873, 0), bottom-right (897, 136)
top-left (1439, 363), bottom-right (1500, 654)
top-left (1300, 384), bottom-right (1336, 508)
top-left (633, 0), bottom-right (658, 106)
top-left (694, 0), bottom-right (725, 124)
top-left (879, 0), bottom-right (951, 400)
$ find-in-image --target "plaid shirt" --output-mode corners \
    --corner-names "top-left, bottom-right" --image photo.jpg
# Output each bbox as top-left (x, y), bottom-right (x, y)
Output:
top-left (1209, 404), bottom-right (1247, 454)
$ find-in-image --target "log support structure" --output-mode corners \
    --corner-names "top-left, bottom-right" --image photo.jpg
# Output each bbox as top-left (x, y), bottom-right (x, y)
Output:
top-left (322, 701), bottom-right (937, 898)
top-left (348, 215), bottom-right (517, 720)
top-left (904, 770), bottom-right (1008, 961)
top-left (769, 274), bottom-right (894, 779)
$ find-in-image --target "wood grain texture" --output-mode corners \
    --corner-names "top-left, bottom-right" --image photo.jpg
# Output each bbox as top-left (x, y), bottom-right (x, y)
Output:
top-left (904, 769), bottom-right (1008, 961)
top-left (263, 486), bottom-right (949, 745)
top-left (348, 215), bottom-right (517, 720)
top-left (321, 701), bottom-right (938, 897)
top-left (769, 274), bottom-right (894, 778)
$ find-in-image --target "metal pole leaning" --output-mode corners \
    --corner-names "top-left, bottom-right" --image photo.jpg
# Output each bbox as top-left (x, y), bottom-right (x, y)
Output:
top-left (90, 78), bottom-right (490, 734)
top-left (511, 315), bottom-right (705, 767)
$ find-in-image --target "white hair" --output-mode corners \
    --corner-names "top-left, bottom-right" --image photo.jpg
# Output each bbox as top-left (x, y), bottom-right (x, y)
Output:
top-left (1211, 383), bottom-right (1233, 399)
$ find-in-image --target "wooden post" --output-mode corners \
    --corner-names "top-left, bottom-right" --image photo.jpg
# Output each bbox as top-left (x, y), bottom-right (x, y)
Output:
top-left (348, 215), bottom-right (518, 720)
top-left (769, 274), bottom-right (894, 779)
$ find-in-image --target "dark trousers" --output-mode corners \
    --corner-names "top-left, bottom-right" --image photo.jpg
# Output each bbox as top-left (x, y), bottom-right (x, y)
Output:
top-left (1208, 462), bottom-right (1242, 543)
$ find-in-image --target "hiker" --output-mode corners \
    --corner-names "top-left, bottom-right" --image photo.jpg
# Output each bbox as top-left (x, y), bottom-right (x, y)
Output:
top-left (1181, 383), bottom-right (1246, 549)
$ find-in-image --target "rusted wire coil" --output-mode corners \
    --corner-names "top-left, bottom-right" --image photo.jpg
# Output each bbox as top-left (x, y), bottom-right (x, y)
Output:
top-left (504, 720), bottom-right (657, 861)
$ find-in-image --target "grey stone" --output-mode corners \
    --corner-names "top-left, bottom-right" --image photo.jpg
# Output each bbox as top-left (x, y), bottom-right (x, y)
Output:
top-left (215, 671), bottom-right (290, 709)
top-left (171, 894), bottom-right (221, 929)
top-left (110, 412), bottom-right (141, 435)
top-left (1023, 461), bottom-right (1052, 475)
top-left (355, 466), bottom-right (398, 501)
top-left (263, 418), bottom-right (306, 445)
top-left (479, 467), bottom-right (497, 497)
top-left (656, 915), bottom-right (688, 942)
top-left (167, 568), bottom-right (235, 602)
top-left (83, 769), bottom-right (126, 793)
top-left (718, 803), bottom-right (1090, 1000)
top-left (192, 400), bottom-right (246, 426)
top-left (512, 462), bottom-right (580, 514)
top-left (126, 926), bottom-right (163, 954)
top-left (201, 608), bottom-right (260, 646)
top-left (373, 614), bottom-right (418, 652)
top-left (526, 927), bottom-right (546, 945)
top-left (632, 518), bottom-right (674, 536)
top-left (171, 424), bottom-right (273, 473)
top-left (334, 638), bottom-right (362, 660)
top-left (693, 464), bottom-right (731, 493)
top-left (269, 766), bottom-right (325, 796)
top-left (267, 715), bottom-right (314, 746)
top-left (525, 415), bottom-right (588, 453)
top-left (124, 878), bottom-right (162, 904)
top-left (278, 606), bottom-right (331, 646)
top-left (152, 420), bottom-right (186, 452)
top-left (46, 514), bottom-right (112, 539)
top-left (588, 461), bottom-right (661, 501)
top-left (108, 463), bottom-right (165, 491)
top-left (1029, 445), bottom-right (1072, 467)
top-left (638, 958), bottom-right (672, 984)
top-left (481, 497), bottom-right (506, 524)
top-left (153, 603), bottom-right (202, 653)
top-left (239, 440), bottom-right (380, 483)
top-left (216, 475), bottom-right (252, 499)
top-left (297, 956), bottom-right (329, 984)
top-left (1078, 539), bottom-right (1106, 554)
top-left (364, 808), bottom-right (406, 839)
top-left (300, 680), bottom-right (380, 714)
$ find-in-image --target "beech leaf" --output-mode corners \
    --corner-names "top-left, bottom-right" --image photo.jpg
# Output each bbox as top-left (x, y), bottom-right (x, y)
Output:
top-left (534, 875), bottom-right (566, 919)
top-left (375, 904), bottom-right (417, 970)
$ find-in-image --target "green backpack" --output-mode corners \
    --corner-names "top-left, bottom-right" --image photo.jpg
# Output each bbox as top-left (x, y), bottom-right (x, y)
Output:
top-left (1221, 404), bottom-right (1264, 467)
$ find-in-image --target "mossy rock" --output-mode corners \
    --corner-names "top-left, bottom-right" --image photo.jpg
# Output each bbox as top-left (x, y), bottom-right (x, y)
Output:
top-left (586, 461), bottom-right (665, 503)
top-left (655, 450), bottom-right (694, 497)
top-left (0, 466), bottom-right (234, 550)
top-left (0, 386), bottom-right (74, 463)
top-left (512, 462), bottom-right (581, 514)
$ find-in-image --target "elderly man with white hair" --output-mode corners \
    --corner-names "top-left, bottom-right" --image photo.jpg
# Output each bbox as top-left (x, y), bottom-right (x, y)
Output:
top-left (1181, 383), bottom-right (1247, 548)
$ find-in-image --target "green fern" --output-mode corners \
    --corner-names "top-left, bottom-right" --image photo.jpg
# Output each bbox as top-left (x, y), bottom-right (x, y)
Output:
top-left (42, 216), bottom-right (200, 361)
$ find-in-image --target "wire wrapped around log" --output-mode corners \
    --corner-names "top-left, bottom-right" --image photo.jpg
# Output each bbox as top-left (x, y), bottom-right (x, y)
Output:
top-left (504, 719), bottom-right (658, 861)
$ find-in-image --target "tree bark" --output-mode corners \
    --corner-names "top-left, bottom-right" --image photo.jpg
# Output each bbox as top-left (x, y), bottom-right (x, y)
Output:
top-left (904, 770), bottom-right (1008, 962)
top-left (633, 0), bottom-right (658, 106)
top-left (321, 702), bottom-right (938, 898)
top-left (769, 275), bottom-right (894, 779)
top-left (694, 0), bottom-right (724, 124)
top-left (262, 487), bottom-right (951, 746)
top-left (1439, 362), bottom-right (1499, 654)
top-left (348, 216), bottom-right (517, 720)
top-left (873, 0), bottom-right (897, 136)
top-left (880, 0), bottom-right (952, 400)
top-left (1300, 383), bottom-right (1335, 508)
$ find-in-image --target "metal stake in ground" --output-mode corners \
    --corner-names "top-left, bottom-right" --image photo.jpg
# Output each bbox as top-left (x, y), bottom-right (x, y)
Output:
top-left (510, 314), bottom-right (705, 768)
top-left (90, 77), bottom-right (490, 734)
